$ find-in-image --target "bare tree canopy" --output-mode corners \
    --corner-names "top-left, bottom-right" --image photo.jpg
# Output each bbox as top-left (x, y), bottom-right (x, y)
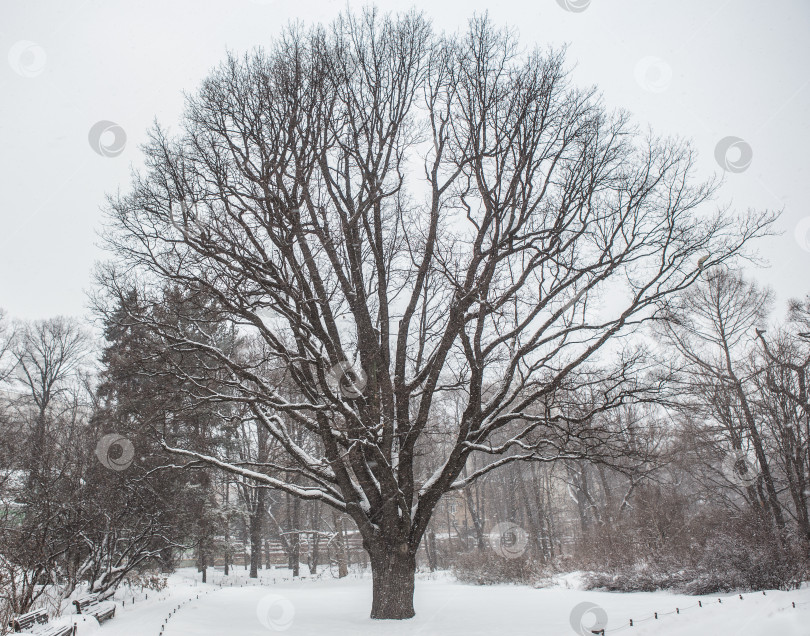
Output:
top-left (98, 10), bottom-right (775, 619)
top-left (11, 317), bottom-right (89, 414)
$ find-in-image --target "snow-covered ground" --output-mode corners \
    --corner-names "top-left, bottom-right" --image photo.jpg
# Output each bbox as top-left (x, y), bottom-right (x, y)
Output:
top-left (68, 568), bottom-right (810, 636)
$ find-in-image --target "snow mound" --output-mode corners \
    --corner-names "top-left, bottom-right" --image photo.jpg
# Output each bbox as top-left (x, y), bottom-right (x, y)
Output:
top-left (70, 614), bottom-right (101, 635)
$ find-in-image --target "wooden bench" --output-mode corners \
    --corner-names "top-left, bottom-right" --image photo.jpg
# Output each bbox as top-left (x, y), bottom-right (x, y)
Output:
top-left (8, 609), bottom-right (75, 635)
top-left (72, 593), bottom-right (116, 623)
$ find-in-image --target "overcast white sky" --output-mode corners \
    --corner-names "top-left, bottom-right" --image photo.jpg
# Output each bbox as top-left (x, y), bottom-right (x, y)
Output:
top-left (1, 0), bottom-right (808, 323)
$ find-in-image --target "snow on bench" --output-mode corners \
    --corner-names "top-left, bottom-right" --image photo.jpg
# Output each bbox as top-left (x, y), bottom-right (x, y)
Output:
top-left (8, 609), bottom-right (75, 635)
top-left (72, 593), bottom-right (116, 623)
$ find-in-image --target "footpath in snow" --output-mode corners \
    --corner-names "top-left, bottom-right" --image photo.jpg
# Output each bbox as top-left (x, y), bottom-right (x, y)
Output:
top-left (76, 567), bottom-right (810, 636)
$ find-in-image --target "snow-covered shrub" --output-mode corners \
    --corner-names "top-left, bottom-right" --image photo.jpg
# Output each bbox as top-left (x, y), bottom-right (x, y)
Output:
top-left (126, 571), bottom-right (168, 592)
top-left (583, 517), bottom-right (807, 594)
top-left (584, 566), bottom-right (691, 593)
top-left (451, 551), bottom-right (546, 585)
top-left (683, 526), bottom-right (806, 594)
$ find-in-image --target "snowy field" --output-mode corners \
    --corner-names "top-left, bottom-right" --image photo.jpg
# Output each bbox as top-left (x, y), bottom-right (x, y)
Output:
top-left (55, 568), bottom-right (810, 636)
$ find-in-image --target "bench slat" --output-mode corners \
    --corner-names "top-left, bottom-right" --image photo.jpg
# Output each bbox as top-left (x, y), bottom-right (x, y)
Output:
top-left (9, 609), bottom-right (75, 635)
top-left (34, 626), bottom-right (75, 636)
top-left (72, 593), bottom-right (116, 623)
top-left (9, 608), bottom-right (49, 632)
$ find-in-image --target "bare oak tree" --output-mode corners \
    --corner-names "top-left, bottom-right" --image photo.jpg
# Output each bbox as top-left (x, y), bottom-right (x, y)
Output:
top-left (99, 11), bottom-right (774, 618)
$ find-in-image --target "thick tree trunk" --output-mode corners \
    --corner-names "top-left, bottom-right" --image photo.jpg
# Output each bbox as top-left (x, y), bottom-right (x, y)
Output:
top-left (463, 484), bottom-right (486, 551)
top-left (309, 502), bottom-right (321, 574)
top-left (369, 547), bottom-right (416, 620)
top-left (291, 537), bottom-right (300, 577)
top-left (425, 526), bottom-right (438, 572)
top-left (199, 548), bottom-right (207, 584)
top-left (249, 522), bottom-right (261, 578)
top-left (542, 467), bottom-right (558, 559)
top-left (530, 464), bottom-right (550, 561)
top-left (515, 466), bottom-right (542, 557)
top-left (333, 512), bottom-right (348, 578)
top-left (291, 496), bottom-right (301, 577)
top-left (159, 547), bottom-right (174, 573)
top-left (249, 488), bottom-right (265, 578)
top-left (285, 490), bottom-right (301, 576)
top-left (224, 478), bottom-right (230, 575)
top-left (309, 533), bottom-right (320, 575)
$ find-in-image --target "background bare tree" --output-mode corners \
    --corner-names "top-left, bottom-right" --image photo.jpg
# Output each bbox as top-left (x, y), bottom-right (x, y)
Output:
top-left (658, 269), bottom-right (786, 530)
top-left (755, 295), bottom-right (810, 548)
top-left (11, 317), bottom-right (89, 489)
top-left (0, 312), bottom-right (14, 385)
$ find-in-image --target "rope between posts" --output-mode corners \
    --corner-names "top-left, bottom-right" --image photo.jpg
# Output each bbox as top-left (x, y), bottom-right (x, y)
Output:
top-left (599, 590), bottom-right (808, 634)
top-left (157, 588), bottom-right (213, 636)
